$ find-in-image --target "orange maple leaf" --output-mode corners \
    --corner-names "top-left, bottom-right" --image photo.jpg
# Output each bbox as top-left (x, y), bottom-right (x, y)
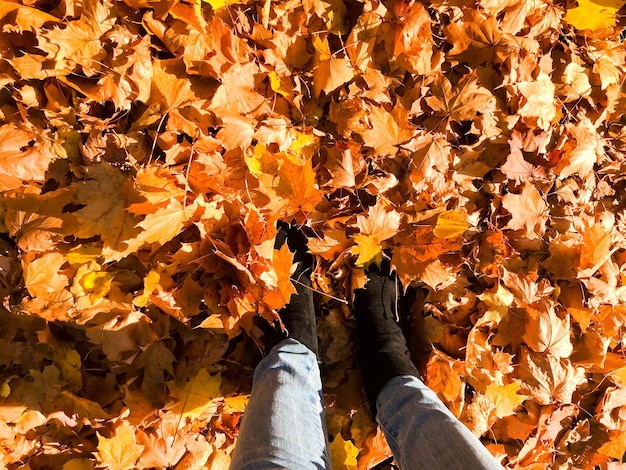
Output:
top-left (274, 159), bottom-right (323, 218)
top-left (392, 225), bottom-right (464, 286)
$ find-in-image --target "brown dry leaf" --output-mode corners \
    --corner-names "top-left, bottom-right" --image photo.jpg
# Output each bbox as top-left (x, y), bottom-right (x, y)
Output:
top-left (500, 132), bottom-right (550, 183)
top-left (555, 116), bottom-right (605, 180)
top-left (580, 223), bottom-right (612, 271)
top-left (86, 311), bottom-right (158, 363)
top-left (392, 226), bottom-right (463, 287)
top-left (312, 35), bottom-right (354, 98)
top-left (71, 163), bottom-right (142, 262)
top-left (356, 426), bottom-right (392, 469)
top-left (522, 306), bottom-right (573, 358)
top-left (0, 124), bottom-right (56, 191)
top-left (23, 252), bottom-right (69, 300)
top-left (39, 0), bottom-right (116, 77)
top-left (517, 347), bottom-right (587, 405)
top-left (516, 72), bottom-right (557, 130)
top-left (424, 350), bottom-right (466, 417)
top-left (597, 429), bottom-right (626, 460)
top-left (501, 182), bottom-right (548, 237)
top-left (423, 72), bottom-right (496, 129)
top-left (389, 1), bottom-right (434, 74)
top-left (445, 9), bottom-right (513, 66)
top-left (210, 63), bottom-right (269, 116)
top-left (150, 59), bottom-right (197, 111)
top-left (360, 103), bottom-right (415, 156)
top-left (137, 414), bottom-right (187, 468)
top-left (309, 227), bottom-right (351, 261)
top-left (0, 0), bottom-right (59, 30)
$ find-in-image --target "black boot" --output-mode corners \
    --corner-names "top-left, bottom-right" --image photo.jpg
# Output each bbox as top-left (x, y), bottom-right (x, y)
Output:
top-left (353, 260), bottom-right (419, 415)
top-left (270, 221), bottom-right (318, 356)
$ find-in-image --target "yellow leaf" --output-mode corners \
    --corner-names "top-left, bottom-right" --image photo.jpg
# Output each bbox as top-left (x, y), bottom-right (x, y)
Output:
top-left (96, 422), bottom-right (144, 470)
top-left (350, 234), bottom-right (383, 267)
top-left (166, 369), bottom-right (221, 422)
top-left (196, 314), bottom-right (225, 330)
top-left (485, 381), bottom-right (527, 419)
top-left (71, 261), bottom-right (114, 308)
top-left (246, 142), bottom-right (276, 177)
top-left (65, 244), bottom-right (103, 265)
top-left (289, 131), bottom-right (316, 157)
top-left (203, 0), bottom-right (244, 10)
top-left (479, 284), bottom-right (514, 310)
top-left (477, 284), bottom-right (514, 326)
top-left (312, 34), bottom-right (332, 61)
top-left (207, 449), bottom-right (231, 469)
top-left (0, 380), bottom-right (10, 398)
top-left (433, 210), bottom-right (470, 239)
top-left (269, 71), bottom-right (291, 98)
top-left (223, 395), bottom-right (250, 413)
top-left (133, 270), bottom-right (161, 308)
top-left (62, 459), bottom-right (95, 470)
top-left (564, 0), bottom-right (625, 31)
top-left (348, 201), bottom-right (401, 266)
top-left (329, 433), bottom-right (359, 469)
top-left (610, 366), bottom-right (626, 387)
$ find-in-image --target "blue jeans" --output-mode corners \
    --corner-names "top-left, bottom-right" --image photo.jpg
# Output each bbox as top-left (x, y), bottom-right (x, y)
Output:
top-left (231, 339), bottom-right (503, 469)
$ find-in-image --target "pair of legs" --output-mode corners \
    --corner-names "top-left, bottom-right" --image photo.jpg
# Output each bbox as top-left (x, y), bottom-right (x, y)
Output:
top-left (231, 226), bottom-right (503, 469)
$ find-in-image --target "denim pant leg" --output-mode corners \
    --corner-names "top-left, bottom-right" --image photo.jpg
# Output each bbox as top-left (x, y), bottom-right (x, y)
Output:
top-left (376, 375), bottom-right (503, 470)
top-left (231, 338), bottom-right (331, 470)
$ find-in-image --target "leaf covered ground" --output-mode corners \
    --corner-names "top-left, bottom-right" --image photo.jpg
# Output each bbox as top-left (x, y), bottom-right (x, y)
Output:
top-left (1, 0), bottom-right (626, 468)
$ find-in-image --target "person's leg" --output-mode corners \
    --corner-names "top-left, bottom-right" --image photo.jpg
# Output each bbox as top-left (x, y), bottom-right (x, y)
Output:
top-left (376, 375), bottom-right (503, 469)
top-left (353, 262), bottom-right (503, 469)
top-left (230, 338), bottom-right (331, 470)
top-left (232, 223), bottom-right (330, 469)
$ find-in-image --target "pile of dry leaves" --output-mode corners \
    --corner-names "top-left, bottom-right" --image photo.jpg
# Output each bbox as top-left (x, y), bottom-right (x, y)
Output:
top-left (0, 0), bottom-right (625, 467)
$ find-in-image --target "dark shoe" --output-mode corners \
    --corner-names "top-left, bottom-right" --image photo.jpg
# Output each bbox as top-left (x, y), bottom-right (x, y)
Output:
top-left (270, 221), bottom-right (318, 356)
top-left (353, 259), bottom-right (419, 415)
